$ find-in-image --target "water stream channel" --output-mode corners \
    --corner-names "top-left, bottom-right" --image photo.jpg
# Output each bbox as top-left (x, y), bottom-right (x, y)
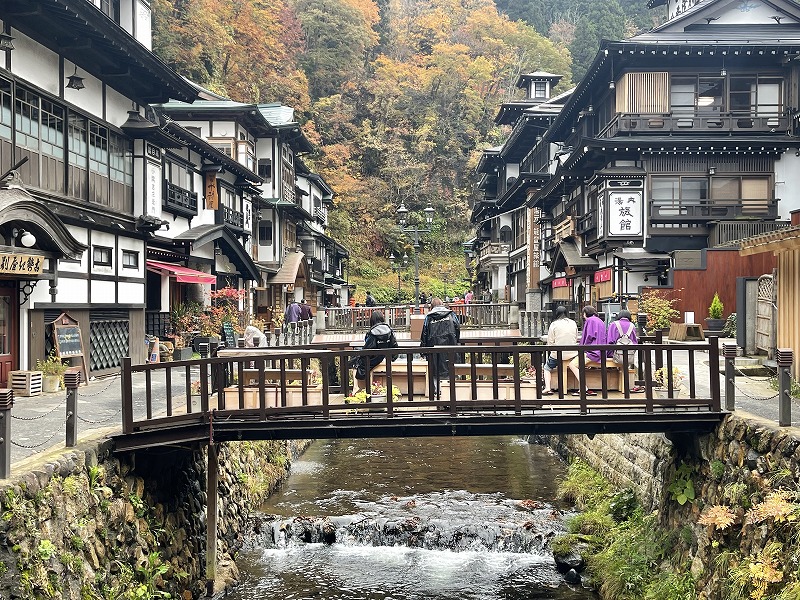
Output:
top-left (228, 436), bottom-right (599, 599)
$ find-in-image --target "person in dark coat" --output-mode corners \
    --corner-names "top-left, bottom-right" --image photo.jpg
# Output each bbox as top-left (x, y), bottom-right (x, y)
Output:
top-left (350, 310), bottom-right (399, 391)
top-left (365, 291), bottom-right (377, 307)
top-left (420, 297), bottom-right (461, 400)
top-left (299, 298), bottom-right (313, 321)
top-left (284, 300), bottom-right (301, 324)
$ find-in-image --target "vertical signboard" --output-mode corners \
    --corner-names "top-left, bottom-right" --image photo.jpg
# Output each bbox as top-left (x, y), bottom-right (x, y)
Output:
top-left (205, 172), bottom-right (219, 210)
top-left (607, 191), bottom-right (643, 236)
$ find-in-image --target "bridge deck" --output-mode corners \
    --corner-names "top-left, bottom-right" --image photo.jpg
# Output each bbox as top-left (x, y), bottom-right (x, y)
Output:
top-left (114, 336), bottom-right (725, 451)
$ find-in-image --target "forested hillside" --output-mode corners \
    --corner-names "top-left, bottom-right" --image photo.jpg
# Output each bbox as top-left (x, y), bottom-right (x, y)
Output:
top-left (152, 0), bottom-right (662, 301)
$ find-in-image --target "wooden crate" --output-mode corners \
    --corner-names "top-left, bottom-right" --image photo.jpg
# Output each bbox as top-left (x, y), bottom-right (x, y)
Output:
top-left (9, 370), bottom-right (43, 397)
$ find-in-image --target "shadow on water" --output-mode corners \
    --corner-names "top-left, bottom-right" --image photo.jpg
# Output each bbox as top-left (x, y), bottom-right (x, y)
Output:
top-left (228, 436), bottom-right (599, 600)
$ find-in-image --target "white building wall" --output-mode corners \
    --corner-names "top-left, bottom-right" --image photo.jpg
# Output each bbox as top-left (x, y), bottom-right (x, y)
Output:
top-left (12, 32), bottom-right (60, 97)
top-left (91, 279), bottom-right (117, 302)
top-left (775, 153), bottom-right (800, 219)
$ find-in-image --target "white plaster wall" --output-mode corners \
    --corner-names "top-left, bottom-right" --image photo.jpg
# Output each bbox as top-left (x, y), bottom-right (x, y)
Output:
top-left (106, 88), bottom-right (134, 128)
top-left (118, 281), bottom-right (145, 304)
top-left (57, 277), bottom-right (89, 304)
top-left (132, 139), bottom-right (147, 217)
top-left (119, 0), bottom-right (135, 38)
top-left (774, 152), bottom-right (800, 219)
top-left (135, 0), bottom-right (153, 50)
top-left (91, 279), bottom-right (117, 303)
top-left (210, 121), bottom-right (238, 138)
top-left (11, 32), bottom-right (59, 97)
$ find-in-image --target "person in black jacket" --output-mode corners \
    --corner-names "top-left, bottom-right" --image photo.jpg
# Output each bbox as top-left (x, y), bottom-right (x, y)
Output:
top-left (350, 310), bottom-right (399, 391)
top-left (420, 297), bottom-right (461, 400)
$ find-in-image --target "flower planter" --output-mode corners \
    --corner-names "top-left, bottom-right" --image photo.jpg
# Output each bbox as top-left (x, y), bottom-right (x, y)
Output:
top-left (173, 347), bottom-right (193, 362)
top-left (705, 318), bottom-right (725, 332)
top-left (42, 374), bottom-right (61, 393)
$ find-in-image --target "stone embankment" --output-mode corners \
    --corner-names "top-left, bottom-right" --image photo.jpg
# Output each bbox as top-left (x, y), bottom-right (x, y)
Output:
top-left (537, 411), bottom-right (800, 598)
top-left (0, 435), bottom-right (307, 599)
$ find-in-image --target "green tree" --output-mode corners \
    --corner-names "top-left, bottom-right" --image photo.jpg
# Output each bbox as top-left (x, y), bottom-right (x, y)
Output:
top-left (568, 0), bottom-right (625, 81)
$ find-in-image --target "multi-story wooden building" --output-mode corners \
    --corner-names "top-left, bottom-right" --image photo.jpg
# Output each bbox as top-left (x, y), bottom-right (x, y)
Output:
top-left (475, 0), bottom-right (799, 325)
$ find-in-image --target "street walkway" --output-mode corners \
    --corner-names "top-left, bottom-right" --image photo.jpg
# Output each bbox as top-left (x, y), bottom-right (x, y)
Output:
top-left (6, 337), bottom-right (797, 472)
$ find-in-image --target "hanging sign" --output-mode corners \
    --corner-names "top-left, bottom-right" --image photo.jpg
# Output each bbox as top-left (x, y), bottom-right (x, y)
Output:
top-left (205, 172), bottom-right (219, 210)
top-left (607, 191), bottom-right (643, 236)
top-left (552, 277), bottom-right (569, 288)
top-left (0, 253), bottom-right (44, 275)
top-left (594, 268), bottom-right (612, 284)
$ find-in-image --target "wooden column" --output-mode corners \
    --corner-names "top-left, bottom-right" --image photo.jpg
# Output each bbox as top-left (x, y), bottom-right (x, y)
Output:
top-left (205, 444), bottom-right (219, 596)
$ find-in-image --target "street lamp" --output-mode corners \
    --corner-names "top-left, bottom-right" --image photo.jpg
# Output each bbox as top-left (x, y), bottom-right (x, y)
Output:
top-left (397, 202), bottom-right (435, 313)
top-left (390, 252), bottom-right (410, 303)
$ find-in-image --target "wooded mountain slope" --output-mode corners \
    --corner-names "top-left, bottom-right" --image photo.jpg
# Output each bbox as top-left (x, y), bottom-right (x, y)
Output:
top-left (153, 0), bottom-right (661, 301)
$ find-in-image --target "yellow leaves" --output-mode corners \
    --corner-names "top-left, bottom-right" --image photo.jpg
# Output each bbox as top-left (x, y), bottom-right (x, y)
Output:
top-left (746, 491), bottom-right (799, 525)
top-left (698, 505), bottom-right (737, 530)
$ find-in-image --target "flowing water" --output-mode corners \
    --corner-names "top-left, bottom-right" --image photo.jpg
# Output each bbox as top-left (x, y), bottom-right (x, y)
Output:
top-left (227, 436), bottom-right (598, 600)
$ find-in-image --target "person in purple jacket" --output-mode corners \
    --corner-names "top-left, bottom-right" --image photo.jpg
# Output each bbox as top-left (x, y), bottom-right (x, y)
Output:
top-left (567, 305), bottom-right (606, 396)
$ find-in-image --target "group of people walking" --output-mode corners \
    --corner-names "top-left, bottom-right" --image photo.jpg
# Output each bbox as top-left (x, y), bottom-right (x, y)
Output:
top-left (542, 306), bottom-right (644, 396)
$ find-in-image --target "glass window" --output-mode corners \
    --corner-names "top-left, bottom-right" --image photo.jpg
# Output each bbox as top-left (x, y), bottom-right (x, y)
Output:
top-left (742, 177), bottom-right (769, 199)
top-left (40, 99), bottom-right (64, 160)
top-left (533, 81), bottom-right (547, 97)
top-left (697, 78), bottom-right (724, 113)
top-left (93, 246), bottom-right (112, 266)
top-left (258, 219), bottom-right (273, 246)
top-left (122, 250), bottom-right (138, 268)
top-left (0, 78), bottom-right (11, 141)
top-left (671, 78), bottom-right (696, 116)
top-left (14, 88), bottom-right (39, 151)
top-left (258, 158), bottom-right (272, 181)
top-left (711, 177), bottom-right (739, 200)
top-left (68, 114), bottom-right (88, 200)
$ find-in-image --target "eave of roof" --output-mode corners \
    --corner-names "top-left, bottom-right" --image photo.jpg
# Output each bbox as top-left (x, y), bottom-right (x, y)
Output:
top-left (1, 0), bottom-right (196, 103)
top-left (156, 100), bottom-right (275, 135)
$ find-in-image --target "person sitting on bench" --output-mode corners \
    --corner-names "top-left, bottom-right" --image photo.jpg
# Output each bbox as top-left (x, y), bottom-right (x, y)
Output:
top-left (607, 309), bottom-right (645, 393)
top-left (542, 306), bottom-right (578, 396)
top-left (568, 306), bottom-right (605, 396)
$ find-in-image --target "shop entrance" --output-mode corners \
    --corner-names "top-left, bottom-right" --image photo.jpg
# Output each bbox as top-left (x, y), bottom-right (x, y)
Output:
top-left (0, 284), bottom-right (17, 387)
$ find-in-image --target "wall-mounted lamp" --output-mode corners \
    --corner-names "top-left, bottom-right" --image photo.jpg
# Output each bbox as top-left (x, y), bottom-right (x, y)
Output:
top-left (720, 57), bottom-right (726, 77)
top-left (709, 166), bottom-right (716, 175)
top-left (66, 66), bottom-right (85, 90)
top-left (609, 53), bottom-right (616, 90)
top-left (0, 33), bottom-right (14, 52)
top-left (12, 228), bottom-right (36, 248)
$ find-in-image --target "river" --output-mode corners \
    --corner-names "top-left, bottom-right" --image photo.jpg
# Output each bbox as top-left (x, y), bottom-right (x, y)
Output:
top-left (227, 436), bottom-right (598, 600)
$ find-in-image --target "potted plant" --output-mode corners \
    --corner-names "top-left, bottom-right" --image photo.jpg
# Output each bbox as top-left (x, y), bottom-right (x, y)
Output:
top-left (706, 292), bottom-right (725, 332)
top-left (653, 366), bottom-right (685, 398)
top-left (36, 353), bottom-right (68, 393)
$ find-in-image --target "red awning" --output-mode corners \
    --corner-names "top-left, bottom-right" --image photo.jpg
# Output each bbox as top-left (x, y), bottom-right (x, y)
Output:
top-left (146, 260), bottom-right (216, 285)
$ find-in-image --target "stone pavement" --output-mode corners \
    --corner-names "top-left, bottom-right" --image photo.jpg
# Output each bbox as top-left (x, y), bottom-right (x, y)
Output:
top-left (6, 337), bottom-right (797, 475)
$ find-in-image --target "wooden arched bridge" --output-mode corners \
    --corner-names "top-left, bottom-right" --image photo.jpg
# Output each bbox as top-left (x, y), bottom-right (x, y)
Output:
top-left (114, 335), bottom-right (725, 452)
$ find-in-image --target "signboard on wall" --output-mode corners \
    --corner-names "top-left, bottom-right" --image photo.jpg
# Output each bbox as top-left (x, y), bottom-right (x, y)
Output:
top-left (552, 277), bottom-right (568, 288)
top-left (593, 268), bottom-right (612, 284)
top-left (205, 172), bottom-right (219, 210)
top-left (146, 161), bottom-right (161, 217)
top-left (0, 253), bottom-right (43, 275)
top-left (607, 191), bottom-right (642, 236)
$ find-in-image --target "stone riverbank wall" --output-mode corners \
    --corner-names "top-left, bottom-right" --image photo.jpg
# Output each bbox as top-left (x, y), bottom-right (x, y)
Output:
top-left (536, 411), bottom-right (800, 599)
top-left (0, 436), bottom-right (307, 599)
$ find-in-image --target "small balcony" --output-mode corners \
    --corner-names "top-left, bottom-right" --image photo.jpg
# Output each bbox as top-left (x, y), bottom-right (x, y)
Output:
top-left (649, 198), bottom-right (779, 222)
top-left (222, 206), bottom-right (244, 229)
top-left (577, 211), bottom-right (596, 234)
top-left (163, 182), bottom-right (198, 218)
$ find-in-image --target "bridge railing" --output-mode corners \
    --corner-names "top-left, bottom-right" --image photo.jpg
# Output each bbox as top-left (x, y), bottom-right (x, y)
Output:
top-left (322, 303), bottom-right (513, 332)
top-left (120, 336), bottom-right (721, 435)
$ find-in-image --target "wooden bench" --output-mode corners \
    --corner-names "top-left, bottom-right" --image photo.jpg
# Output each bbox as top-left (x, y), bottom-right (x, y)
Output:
top-left (555, 363), bottom-right (633, 391)
top-left (241, 368), bottom-right (311, 386)
top-left (371, 360), bottom-right (428, 396)
top-left (453, 363), bottom-right (517, 378)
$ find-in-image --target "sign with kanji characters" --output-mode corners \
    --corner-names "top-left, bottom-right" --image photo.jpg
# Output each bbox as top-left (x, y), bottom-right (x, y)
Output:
top-left (594, 268), bottom-right (612, 284)
top-left (552, 277), bottom-right (569, 288)
top-left (205, 172), bottom-right (219, 210)
top-left (607, 191), bottom-right (642, 237)
top-left (0, 253), bottom-right (44, 275)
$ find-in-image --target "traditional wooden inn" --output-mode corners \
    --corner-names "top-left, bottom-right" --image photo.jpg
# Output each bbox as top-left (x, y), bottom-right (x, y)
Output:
top-left (0, 0), bottom-right (347, 383)
top-left (474, 0), bottom-right (800, 326)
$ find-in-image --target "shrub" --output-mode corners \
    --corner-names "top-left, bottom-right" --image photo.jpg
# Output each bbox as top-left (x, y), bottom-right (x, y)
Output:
top-left (638, 288), bottom-right (681, 330)
top-left (708, 292), bottom-right (724, 319)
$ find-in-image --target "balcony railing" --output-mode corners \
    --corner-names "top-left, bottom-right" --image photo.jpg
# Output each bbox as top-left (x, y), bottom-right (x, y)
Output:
top-left (577, 211), bottom-right (596, 234)
top-left (163, 182), bottom-right (198, 217)
top-left (709, 220), bottom-right (790, 247)
top-left (223, 206), bottom-right (244, 229)
top-left (650, 198), bottom-right (778, 222)
top-left (600, 113), bottom-right (788, 138)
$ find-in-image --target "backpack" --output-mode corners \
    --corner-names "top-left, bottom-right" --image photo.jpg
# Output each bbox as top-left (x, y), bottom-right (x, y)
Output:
top-left (612, 321), bottom-right (636, 365)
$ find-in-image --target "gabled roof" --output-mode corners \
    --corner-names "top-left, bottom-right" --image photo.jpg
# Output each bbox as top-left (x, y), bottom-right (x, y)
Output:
top-left (156, 100), bottom-right (275, 136)
top-left (644, 0), bottom-right (800, 33)
top-left (173, 224), bottom-right (259, 280)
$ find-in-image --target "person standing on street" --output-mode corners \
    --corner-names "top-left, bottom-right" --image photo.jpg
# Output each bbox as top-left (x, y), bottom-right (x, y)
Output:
top-left (350, 310), bottom-right (399, 392)
top-left (284, 299), bottom-right (301, 324)
top-left (299, 298), bottom-right (313, 321)
top-left (420, 297), bottom-right (461, 400)
top-left (365, 291), bottom-right (377, 307)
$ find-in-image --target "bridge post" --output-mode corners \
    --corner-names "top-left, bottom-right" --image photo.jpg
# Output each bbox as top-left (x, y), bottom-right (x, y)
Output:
top-left (777, 348), bottom-right (793, 427)
top-left (723, 343), bottom-right (737, 411)
top-left (205, 443), bottom-right (219, 596)
top-left (0, 389), bottom-right (13, 479)
top-left (64, 368), bottom-right (82, 447)
top-left (121, 357), bottom-right (133, 433)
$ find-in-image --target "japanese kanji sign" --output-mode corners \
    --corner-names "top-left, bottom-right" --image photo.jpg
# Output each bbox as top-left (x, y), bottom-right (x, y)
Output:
top-left (0, 253), bottom-right (43, 275)
top-left (607, 192), bottom-right (642, 237)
